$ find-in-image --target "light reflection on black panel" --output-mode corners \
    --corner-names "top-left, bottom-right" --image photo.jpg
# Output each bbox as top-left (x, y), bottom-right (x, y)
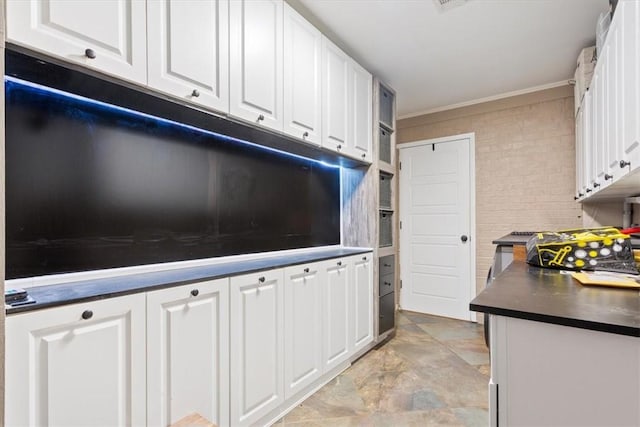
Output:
top-left (5, 79), bottom-right (340, 279)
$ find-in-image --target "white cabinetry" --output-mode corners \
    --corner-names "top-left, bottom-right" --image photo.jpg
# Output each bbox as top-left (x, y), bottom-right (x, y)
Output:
top-left (230, 269), bottom-right (285, 426)
top-left (230, 0), bottom-right (284, 132)
top-left (351, 62), bottom-right (373, 163)
top-left (283, 4), bottom-right (322, 145)
top-left (321, 257), bottom-right (351, 371)
top-left (147, 0), bottom-right (229, 113)
top-left (284, 262), bottom-right (324, 399)
top-left (6, 0), bottom-right (147, 84)
top-left (576, 0), bottom-right (640, 200)
top-left (351, 254), bottom-right (374, 353)
top-left (5, 294), bottom-right (146, 426)
top-left (321, 37), bottom-right (350, 156)
top-left (147, 279), bottom-right (229, 427)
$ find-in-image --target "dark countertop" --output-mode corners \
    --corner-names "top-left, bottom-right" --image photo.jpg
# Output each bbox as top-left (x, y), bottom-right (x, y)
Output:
top-left (6, 247), bottom-right (372, 315)
top-left (492, 233), bottom-right (532, 246)
top-left (470, 261), bottom-right (640, 337)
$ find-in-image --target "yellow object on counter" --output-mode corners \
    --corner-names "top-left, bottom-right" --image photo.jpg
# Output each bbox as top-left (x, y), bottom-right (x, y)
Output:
top-left (571, 271), bottom-right (640, 289)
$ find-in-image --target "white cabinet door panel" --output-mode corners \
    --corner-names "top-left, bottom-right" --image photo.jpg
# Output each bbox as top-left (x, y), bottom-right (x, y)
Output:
top-left (321, 37), bottom-right (350, 155)
top-left (622, 0), bottom-right (640, 167)
top-left (7, 0), bottom-right (147, 84)
top-left (284, 263), bottom-right (324, 399)
top-left (351, 62), bottom-right (373, 163)
top-left (230, 269), bottom-right (284, 426)
top-left (230, 0), bottom-right (284, 131)
top-left (351, 254), bottom-right (373, 353)
top-left (147, 279), bottom-right (229, 427)
top-left (283, 4), bottom-right (322, 145)
top-left (147, 0), bottom-right (229, 113)
top-left (322, 258), bottom-right (351, 371)
top-left (5, 294), bottom-right (146, 426)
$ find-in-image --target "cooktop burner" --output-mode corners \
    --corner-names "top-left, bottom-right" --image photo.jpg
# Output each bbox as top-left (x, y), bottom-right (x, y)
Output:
top-left (510, 231), bottom-right (536, 236)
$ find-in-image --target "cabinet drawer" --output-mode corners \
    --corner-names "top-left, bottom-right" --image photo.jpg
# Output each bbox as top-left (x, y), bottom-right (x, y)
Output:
top-left (379, 254), bottom-right (395, 276)
top-left (379, 127), bottom-right (392, 164)
top-left (379, 86), bottom-right (394, 129)
top-left (379, 292), bottom-right (395, 335)
top-left (379, 273), bottom-right (394, 297)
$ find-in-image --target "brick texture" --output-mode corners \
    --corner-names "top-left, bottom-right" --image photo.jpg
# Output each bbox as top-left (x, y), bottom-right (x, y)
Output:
top-left (397, 93), bottom-right (582, 318)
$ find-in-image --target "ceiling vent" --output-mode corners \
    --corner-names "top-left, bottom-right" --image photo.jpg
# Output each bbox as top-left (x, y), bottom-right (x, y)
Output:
top-left (433, 0), bottom-right (468, 12)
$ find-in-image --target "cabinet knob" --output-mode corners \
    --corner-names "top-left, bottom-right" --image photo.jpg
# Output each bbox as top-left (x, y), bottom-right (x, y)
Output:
top-left (304, 267), bottom-right (310, 273)
top-left (585, 188), bottom-right (592, 193)
top-left (574, 195), bottom-right (579, 200)
top-left (191, 89), bottom-right (200, 98)
top-left (302, 131), bottom-right (309, 139)
top-left (337, 261), bottom-right (342, 266)
top-left (620, 160), bottom-right (631, 168)
top-left (337, 144), bottom-right (342, 150)
top-left (604, 173), bottom-right (613, 181)
top-left (593, 182), bottom-right (600, 188)
top-left (257, 114), bottom-right (265, 122)
top-left (384, 281), bottom-right (391, 286)
top-left (362, 256), bottom-right (367, 261)
top-left (81, 310), bottom-right (93, 320)
top-left (84, 48), bottom-right (96, 59)
top-left (362, 153), bottom-right (366, 159)
top-left (190, 289), bottom-right (199, 297)
top-left (258, 276), bottom-right (266, 283)
top-left (383, 263), bottom-right (391, 267)
top-left (578, 192), bottom-right (584, 197)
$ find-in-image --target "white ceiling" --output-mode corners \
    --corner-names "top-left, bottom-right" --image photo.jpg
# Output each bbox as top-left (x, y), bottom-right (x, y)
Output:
top-left (292, 0), bottom-right (610, 118)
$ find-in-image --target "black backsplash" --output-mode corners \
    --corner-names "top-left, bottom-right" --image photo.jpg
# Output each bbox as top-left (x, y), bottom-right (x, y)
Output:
top-left (5, 50), bottom-right (341, 279)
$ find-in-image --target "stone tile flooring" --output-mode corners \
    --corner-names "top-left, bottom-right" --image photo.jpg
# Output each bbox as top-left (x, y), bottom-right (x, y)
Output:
top-left (277, 311), bottom-right (490, 426)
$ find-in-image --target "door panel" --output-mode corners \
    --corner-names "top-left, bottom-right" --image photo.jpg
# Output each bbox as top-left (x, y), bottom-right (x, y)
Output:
top-left (352, 255), bottom-right (373, 352)
top-left (399, 138), bottom-right (472, 320)
top-left (322, 258), bottom-right (350, 370)
top-left (321, 37), bottom-right (350, 154)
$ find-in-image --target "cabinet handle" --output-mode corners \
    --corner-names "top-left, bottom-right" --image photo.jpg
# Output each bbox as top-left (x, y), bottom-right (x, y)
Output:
top-left (190, 289), bottom-right (199, 297)
top-left (361, 153), bottom-right (366, 159)
top-left (337, 144), bottom-right (342, 150)
top-left (383, 263), bottom-right (391, 267)
top-left (362, 256), bottom-right (367, 261)
top-left (620, 160), bottom-right (630, 168)
top-left (84, 48), bottom-right (96, 59)
top-left (191, 89), bottom-right (200, 98)
top-left (257, 114), bottom-right (265, 122)
top-left (585, 188), bottom-right (592, 193)
top-left (81, 310), bottom-right (93, 320)
top-left (578, 192), bottom-right (584, 197)
top-left (304, 267), bottom-right (310, 273)
top-left (303, 131), bottom-right (309, 139)
top-left (258, 276), bottom-right (266, 283)
top-left (604, 173), bottom-right (613, 181)
top-left (593, 182), bottom-right (600, 188)
top-left (384, 281), bottom-right (391, 286)
top-left (337, 261), bottom-right (342, 266)
top-left (574, 196), bottom-right (580, 200)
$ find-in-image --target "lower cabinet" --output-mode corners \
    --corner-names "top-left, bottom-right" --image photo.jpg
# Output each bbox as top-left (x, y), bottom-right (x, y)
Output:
top-left (230, 269), bottom-right (285, 427)
top-left (352, 254), bottom-right (374, 353)
top-left (5, 294), bottom-right (147, 426)
top-left (322, 257), bottom-right (351, 371)
top-left (146, 279), bottom-right (229, 427)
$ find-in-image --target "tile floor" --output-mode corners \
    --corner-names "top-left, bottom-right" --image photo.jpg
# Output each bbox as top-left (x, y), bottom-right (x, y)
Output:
top-left (277, 310), bottom-right (490, 426)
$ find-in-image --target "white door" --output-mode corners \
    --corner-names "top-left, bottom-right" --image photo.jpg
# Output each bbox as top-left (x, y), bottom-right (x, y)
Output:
top-left (6, 0), bottom-right (147, 84)
top-left (147, 279), bottom-right (229, 427)
top-left (351, 254), bottom-right (374, 353)
top-left (399, 135), bottom-right (474, 321)
top-left (350, 61), bottom-right (373, 163)
top-left (5, 294), bottom-right (146, 426)
top-left (283, 4), bottom-right (322, 144)
top-left (230, 269), bottom-right (284, 427)
top-left (283, 263), bottom-right (323, 399)
top-left (321, 257), bottom-right (350, 371)
top-left (230, 0), bottom-right (283, 132)
top-left (321, 37), bottom-right (350, 155)
top-left (147, 0), bottom-right (229, 113)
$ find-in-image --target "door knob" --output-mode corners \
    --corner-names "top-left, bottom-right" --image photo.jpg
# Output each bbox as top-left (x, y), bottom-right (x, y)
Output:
top-left (461, 235), bottom-right (468, 243)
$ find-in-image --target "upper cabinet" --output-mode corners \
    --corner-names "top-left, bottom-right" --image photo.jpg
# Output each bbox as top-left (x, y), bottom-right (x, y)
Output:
top-left (575, 0), bottom-right (640, 200)
top-left (147, 0), bottom-right (229, 113)
top-left (229, 0), bottom-right (284, 132)
top-left (283, 4), bottom-right (322, 145)
top-left (6, 0), bottom-right (147, 84)
top-left (7, 0), bottom-right (374, 164)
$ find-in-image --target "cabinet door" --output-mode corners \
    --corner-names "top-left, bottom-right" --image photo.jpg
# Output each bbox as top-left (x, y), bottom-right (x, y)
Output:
top-left (283, 4), bottom-right (322, 145)
top-left (230, 269), bottom-right (284, 426)
top-left (6, 0), bottom-right (146, 84)
top-left (351, 61), bottom-right (373, 163)
top-left (5, 294), bottom-right (146, 426)
top-left (575, 105), bottom-right (585, 198)
top-left (351, 254), bottom-right (374, 353)
top-left (147, 279), bottom-right (229, 427)
top-left (596, 46), bottom-right (609, 186)
top-left (622, 0), bottom-right (640, 169)
top-left (284, 263), bottom-right (323, 399)
top-left (322, 37), bottom-right (351, 155)
top-left (230, 0), bottom-right (283, 132)
top-left (591, 68), bottom-right (602, 188)
top-left (322, 258), bottom-right (351, 371)
top-left (582, 90), bottom-right (593, 194)
top-left (605, 13), bottom-right (623, 182)
top-left (147, 0), bottom-right (229, 113)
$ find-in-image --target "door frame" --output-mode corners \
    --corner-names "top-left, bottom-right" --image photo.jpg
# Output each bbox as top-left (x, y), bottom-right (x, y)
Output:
top-left (398, 132), bottom-right (476, 321)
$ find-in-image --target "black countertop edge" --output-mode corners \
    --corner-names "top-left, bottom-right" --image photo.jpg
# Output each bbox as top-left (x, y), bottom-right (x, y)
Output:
top-left (6, 247), bottom-right (373, 315)
top-left (492, 234), bottom-right (532, 246)
top-left (469, 303), bottom-right (640, 338)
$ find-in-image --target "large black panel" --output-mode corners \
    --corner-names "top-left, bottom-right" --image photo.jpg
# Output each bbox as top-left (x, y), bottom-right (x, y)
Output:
top-left (5, 68), bottom-right (340, 279)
